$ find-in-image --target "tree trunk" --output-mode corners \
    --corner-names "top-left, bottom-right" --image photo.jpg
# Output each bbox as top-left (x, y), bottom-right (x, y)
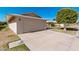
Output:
top-left (64, 24), bottom-right (67, 32)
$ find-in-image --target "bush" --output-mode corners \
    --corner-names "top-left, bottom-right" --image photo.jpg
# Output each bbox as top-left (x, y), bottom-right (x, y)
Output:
top-left (0, 22), bottom-right (7, 30)
top-left (51, 22), bottom-right (55, 26)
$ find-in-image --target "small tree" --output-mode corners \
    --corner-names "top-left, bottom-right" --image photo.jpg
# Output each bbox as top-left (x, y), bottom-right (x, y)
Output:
top-left (56, 8), bottom-right (78, 32)
top-left (53, 18), bottom-right (56, 21)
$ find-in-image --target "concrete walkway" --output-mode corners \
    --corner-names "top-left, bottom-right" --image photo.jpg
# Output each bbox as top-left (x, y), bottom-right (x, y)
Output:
top-left (18, 30), bottom-right (79, 51)
top-left (9, 40), bottom-right (24, 48)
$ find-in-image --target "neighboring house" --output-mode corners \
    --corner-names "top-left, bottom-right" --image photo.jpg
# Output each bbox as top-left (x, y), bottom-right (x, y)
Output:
top-left (7, 13), bottom-right (47, 34)
top-left (46, 20), bottom-right (57, 28)
top-left (46, 20), bottom-right (65, 28)
top-left (46, 20), bottom-right (57, 23)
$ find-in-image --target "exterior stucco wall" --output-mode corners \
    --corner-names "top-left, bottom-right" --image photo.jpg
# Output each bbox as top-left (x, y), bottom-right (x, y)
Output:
top-left (17, 18), bottom-right (23, 34)
top-left (8, 22), bottom-right (17, 34)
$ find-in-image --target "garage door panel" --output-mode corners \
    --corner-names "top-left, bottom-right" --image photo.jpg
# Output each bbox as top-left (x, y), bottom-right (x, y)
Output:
top-left (23, 19), bottom-right (46, 33)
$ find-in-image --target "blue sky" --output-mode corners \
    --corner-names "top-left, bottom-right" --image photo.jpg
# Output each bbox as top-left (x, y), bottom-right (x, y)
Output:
top-left (0, 7), bottom-right (79, 21)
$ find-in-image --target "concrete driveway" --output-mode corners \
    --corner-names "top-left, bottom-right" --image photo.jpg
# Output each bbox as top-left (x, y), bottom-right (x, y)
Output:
top-left (18, 30), bottom-right (79, 51)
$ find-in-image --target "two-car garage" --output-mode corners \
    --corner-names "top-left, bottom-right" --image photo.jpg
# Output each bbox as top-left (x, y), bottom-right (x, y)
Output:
top-left (7, 14), bottom-right (47, 34)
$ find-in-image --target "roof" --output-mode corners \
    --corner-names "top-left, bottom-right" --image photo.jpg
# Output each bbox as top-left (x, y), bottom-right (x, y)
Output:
top-left (21, 12), bottom-right (42, 18)
top-left (7, 14), bottom-right (46, 23)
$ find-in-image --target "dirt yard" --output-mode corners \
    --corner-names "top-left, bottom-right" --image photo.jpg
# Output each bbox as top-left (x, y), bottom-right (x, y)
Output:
top-left (0, 27), bottom-right (29, 51)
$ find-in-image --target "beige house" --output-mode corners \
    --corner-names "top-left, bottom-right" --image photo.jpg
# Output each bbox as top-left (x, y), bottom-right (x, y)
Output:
top-left (7, 13), bottom-right (47, 34)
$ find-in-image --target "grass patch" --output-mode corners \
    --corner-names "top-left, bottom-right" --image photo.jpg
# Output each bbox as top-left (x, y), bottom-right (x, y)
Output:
top-left (52, 28), bottom-right (76, 35)
top-left (8, 34), bottom-right (18, 37)
top-left (9, 44), bottom-right (30, 51)
top-left (8, 34), bottom-right (19, 39)
top-left (1, 44), bottom-right (30, 51)
top-left (51, 23), bottom-right (78, 35)
top-left (1, 27), bottom-right (9, 31)
top-left (8, 34), bottom-right (20, 41)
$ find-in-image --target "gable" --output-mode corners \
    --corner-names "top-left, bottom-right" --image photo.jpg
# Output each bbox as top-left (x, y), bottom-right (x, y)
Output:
top-left (7, 15), bottom-right (16, 23)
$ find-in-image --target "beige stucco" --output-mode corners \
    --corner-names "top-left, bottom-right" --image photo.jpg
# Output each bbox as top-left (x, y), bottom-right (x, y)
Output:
top-left (8, 14), bottom-right (47, 34)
